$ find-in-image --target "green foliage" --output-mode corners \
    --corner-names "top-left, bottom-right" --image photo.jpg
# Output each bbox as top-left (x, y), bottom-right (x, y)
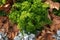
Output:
top-left (2, 0), bottom-right (6, 4)
top-left (0, 0), bottom-right (3, 5)
top-left (9, 0), bottom-right (51, 34)
top-left (52, 0), bottom-right (60, 3)
top-left (53, 9), bottom-right (60, 16)
top-left (0, 11), bottom-right (6, 16)
top-left (0, 0), bottom-right (6, 16)
top-left (0, 0), bottom-right (6, 5)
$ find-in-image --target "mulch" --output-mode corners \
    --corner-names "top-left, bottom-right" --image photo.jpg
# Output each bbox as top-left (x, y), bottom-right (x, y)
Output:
top-left (0, 16), bottom-right (19, 40)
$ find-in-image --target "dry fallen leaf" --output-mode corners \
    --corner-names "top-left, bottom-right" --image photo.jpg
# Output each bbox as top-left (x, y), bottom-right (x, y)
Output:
top-left (45, 0), bottom-right (60, 10)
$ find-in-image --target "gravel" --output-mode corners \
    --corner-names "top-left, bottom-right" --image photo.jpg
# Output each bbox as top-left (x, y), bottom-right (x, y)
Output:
top-left (14, 32), bottom-right (36, 40)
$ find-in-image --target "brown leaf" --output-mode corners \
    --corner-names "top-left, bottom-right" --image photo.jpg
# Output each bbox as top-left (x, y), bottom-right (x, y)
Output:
top-left (45, 0), bottom-right (60, 10)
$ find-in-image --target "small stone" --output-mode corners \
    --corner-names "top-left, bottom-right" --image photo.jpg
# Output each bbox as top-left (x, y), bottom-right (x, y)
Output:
top-left (14, 36), bottom-right (20, 40)
top-left (57, 30), bottom-right (60, 36)
top-left (18, 33), bottom-right (22, 37)
top-left (24, 34), bottom-right (29, 40)
top-left (29, 34), bottom-right (35, 40)
top-left (0, 35), bottom-right (2, 39)
top-left (57, 37), bottom-right (60, 40)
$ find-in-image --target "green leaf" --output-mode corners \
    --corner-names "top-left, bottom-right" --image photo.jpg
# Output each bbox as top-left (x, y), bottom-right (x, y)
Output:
top-left (42, 3), bottom-right (49, 8)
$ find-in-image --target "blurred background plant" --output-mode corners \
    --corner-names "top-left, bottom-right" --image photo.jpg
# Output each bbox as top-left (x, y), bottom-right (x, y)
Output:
top-left (0, 0), bottom-right (6, 5)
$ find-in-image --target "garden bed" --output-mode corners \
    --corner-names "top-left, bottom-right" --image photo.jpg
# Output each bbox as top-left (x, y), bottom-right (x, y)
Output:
top-left (0, 0), bottom-right (60, 40)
